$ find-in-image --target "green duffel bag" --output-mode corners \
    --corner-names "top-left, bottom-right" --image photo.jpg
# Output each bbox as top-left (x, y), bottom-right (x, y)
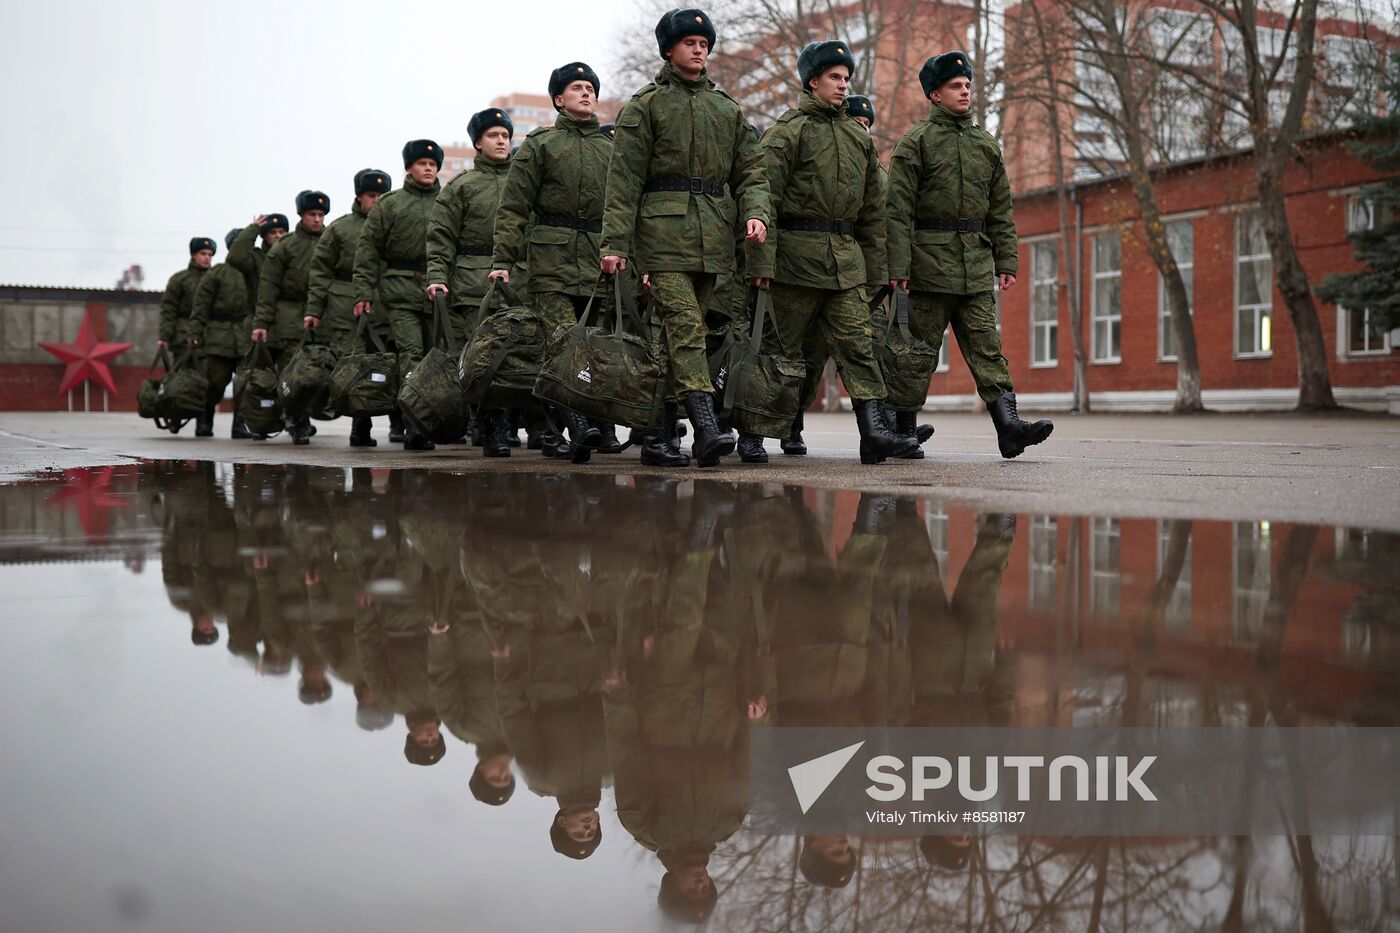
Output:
top-left (533, 283), bottom-right (666, 431)
top-left (330, 314), bottom-right (399, 417)
top-left (459, 281), bottom-right (545, 411)
top-left (708, 286), bottom-right (805, 439)
top-left (400, 293), bottom-right (470, 442)
top-left (138, 347), bottom-right (173, 426)
top-left (234, 342), bottom-right (284, 436)
top-left (279, 328), bottom-right (339, 422)
top-left (877, 286), bottom-right (940, 412)
top-left (155, 347), bottom-right (209, 421)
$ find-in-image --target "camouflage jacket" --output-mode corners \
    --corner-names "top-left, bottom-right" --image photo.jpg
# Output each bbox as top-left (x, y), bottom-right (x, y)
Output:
top-left (158, 261), bottom-right (208, 343)
top-left (305, 202), bottom-right (369, 322)
top-left (189, 262), bottom-right (249, 358)
top-left (353, 175), bottom-right (440, 307)
top-left (227, 223), bottom-right (272, 315)
top-left (253, 221), bottom-right (322, 347)
top-left (430, 154), bottom-right (524, 305)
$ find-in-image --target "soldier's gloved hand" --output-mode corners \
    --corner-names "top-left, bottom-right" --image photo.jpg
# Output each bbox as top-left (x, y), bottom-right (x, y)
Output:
top-left (426, 283), bottom-right (448, 299)
top-left (996, 273), bottom-right (1017, 291)
top-left (156, 339), bottom-right (169, 349)
top-left (744, 219), bottom-right (768, 244)
top-left (303, 316), bottom-right (318, 330)
top-left (250, 328), bottom-right (269, 343)
top-left (488, 269), bottom-right (510, 285)
top-left (353, 301), bottom-right (372, 318)
top-left (252, 213), bottom-right (266, 225)
top-left (600, 256), bottom-right (627, 275)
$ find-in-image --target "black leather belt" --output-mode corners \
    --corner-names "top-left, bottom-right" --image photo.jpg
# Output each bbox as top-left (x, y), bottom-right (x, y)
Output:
top-left (536, 215), bottom-right (602, 234)
top-left (778, 217), bottom-right (854, 235)
top-left (387, 259), bottom-right (427, 272)
top-left (457, 244), bottom-right (493, 257)
top-left (645, 176), bottom-right (724, 197)
top-left (915, 218), bottom-right (986, 233)
top-left (334, 271), bottom-right (353, 282)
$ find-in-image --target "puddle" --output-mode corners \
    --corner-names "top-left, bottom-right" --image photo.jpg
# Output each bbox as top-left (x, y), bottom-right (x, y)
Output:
top-left (1, 462), bottom-right (1396, 931)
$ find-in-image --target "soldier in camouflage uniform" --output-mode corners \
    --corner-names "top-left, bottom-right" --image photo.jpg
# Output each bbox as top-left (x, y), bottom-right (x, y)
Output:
top-left (887, 52), bottom-right (1053, 459)
top-left (157, 236), bottom-right (215, 435)
top-left (250, 190), bottom-right (328, 445)
top-left (491, 63), bottom-right (615, 464)
top-left (188, 229), bottom-right (253, 439)
top-left (428, 108), bottom-right (525, 459)
top-left (353, 139), bottom-right (443, 451)
top-left (601, 8), bottom-right (772, 468)
top-left (750, 41), bottom-right (916, 465)
top-left (306, 169), bottom-right (392, 448)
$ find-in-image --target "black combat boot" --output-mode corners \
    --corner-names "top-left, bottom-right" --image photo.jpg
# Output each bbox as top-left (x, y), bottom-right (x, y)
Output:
top-left (683, 392), bottom-right (735, 467)
top-left (349, 416), bottom-right (376, 447)
top-left (640, 403), bottom-right (691, 467)
top-left (594, 420), bottom-right (625, 454)
top-left (894, 410), bottom-right (934, 459)
top-left (853, 399), bottom-right (918, 464)
top-left (469, 417), bottom-right (485, 447)
top-left (290, 418), bottom-right (313, 446)
top-left (506, 410), bottom-right (523, 447)
top-left (231, 416), bottom-right (254, 440)
top-left (195, 407), bottom-right (214, 437)
top-left (403, 424), bottom-right (435, 451)
top-left (780, 412), bottom-right (807, 456)
top-left (988, 393), bottom-right (1053, 459)
top-left (540, 431), bottom-right (565, 457)
top-left (563, 410), bottom-right (601, 464)
top-left (737, 433), bottom-right (768, 464)
top-left (388, 410), bottom-right (406, 444)
top-left (483, 409), bottom-right (511, 458)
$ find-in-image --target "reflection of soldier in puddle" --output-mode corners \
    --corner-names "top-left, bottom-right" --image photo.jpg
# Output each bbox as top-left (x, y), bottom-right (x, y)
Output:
top-left (153, 461), bottom-right (223, 647)
top-left (602, 482), bottom-right (767, 923)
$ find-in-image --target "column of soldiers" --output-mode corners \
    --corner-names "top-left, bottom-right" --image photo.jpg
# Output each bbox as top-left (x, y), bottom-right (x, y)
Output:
top-left (160, 6), bottom-right (1053, 465)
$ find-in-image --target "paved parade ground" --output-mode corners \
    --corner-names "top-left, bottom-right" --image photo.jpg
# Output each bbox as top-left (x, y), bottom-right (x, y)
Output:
top-left (3, 409), bottom-right (1398, 530)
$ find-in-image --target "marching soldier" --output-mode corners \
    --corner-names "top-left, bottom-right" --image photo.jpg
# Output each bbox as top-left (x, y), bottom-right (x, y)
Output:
top-left (600, 8), bottom-right (772, 468)
top-left (749, 41), bottom-right (917, 465)
top-left (250, 190), bottom-right (329, 445)
top-left (353, 140), bottom-right (444, 451)
top-left (157, 236), bottom-right (216, 435)
top-left (428, 108), bottom-right (523, 459)
top-left (306, 168), bottom-right (393, 448)
top-left (887, 52), bottom-right (1053, 458)
top-left (490, 63), bottom-right (615, 464)
top-left (189, 228), bottom-right (255, 439)
top-left (228, 212), bottom-right (289, 315)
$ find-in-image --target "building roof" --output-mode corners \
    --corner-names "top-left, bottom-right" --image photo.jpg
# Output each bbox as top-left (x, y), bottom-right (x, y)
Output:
top-left (0, 284), bottom-right (163, 302)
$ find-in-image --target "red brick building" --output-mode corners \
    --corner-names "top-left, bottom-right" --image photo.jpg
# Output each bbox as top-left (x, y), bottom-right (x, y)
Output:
top-left (927, 132), bottom-right (1399, 413)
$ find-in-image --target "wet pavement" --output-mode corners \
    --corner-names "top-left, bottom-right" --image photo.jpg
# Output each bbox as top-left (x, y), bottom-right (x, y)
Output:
top-left (1, 461), bottom-right (1397, 931)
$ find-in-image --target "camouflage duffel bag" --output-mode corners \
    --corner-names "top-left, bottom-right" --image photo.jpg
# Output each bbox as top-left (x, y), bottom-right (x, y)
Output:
top-left (399, 294), bottom-right (470, 442)
top-left (233, 342), bottom-right (283, 436)
top-left (533, 284), bottom-right (666, 431)
top-left (459, 281), bottom-right (545, 411)
top-left (155, 347), bottom-right (209, 422)
top-left (279, 328), bottom-right (338, 422)
top-left (330, 314), bottom-right (399, 417)
top-left (709, 286), bottom-right (804, 439)
top-left (877, 287), bottom-right (939, 412)
top-left (138, 348), bottom-right (173, 426)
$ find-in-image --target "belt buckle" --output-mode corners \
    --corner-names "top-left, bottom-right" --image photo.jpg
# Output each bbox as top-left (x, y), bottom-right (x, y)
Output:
top-left (956, 218), bottom-right (970, 233)
top-left (689, 177), bottom-right (705, 195)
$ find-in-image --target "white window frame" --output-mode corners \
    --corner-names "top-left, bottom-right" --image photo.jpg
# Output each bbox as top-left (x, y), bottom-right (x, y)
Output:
top-left (1090, 517), bottom-right (1121, 617)
top-left (1234, 212), bottom-right (1273, 359)
top-left (1030, 240), bottom-right (1059, 368)
top-left (1091, 232), bottom-right (1122, 364)
top-left (1338, 195), bottom-right (1390, 357)
top-left (1232, 521), bottom-right (1272, 642)
top-left (1157, 220), bottom-right (1194, 362)
top-left (1029, 516), bottom-right (1058, 613)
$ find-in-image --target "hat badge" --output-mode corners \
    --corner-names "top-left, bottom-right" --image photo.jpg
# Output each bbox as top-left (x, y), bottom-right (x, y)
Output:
top-left (956, 58), bottom-right (963, 64)
top-left (695, 14), bottom-right (702, 22)
top-left (837, 47), bottom-right (845, 53)
top-left (495, 111), bottom-right (502, 118)
top-left (577, 66), bottom-right (584, 73)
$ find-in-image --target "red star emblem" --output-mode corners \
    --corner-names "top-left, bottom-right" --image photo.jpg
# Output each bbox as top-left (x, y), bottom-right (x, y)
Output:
top-left (44, 466), bottom-right (129, 541)
top-left (39, 312), bottom-right (133, 395)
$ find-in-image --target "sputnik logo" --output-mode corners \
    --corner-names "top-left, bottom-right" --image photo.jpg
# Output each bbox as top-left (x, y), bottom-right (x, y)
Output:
top-left (788, 742), bottom-right (865, 815)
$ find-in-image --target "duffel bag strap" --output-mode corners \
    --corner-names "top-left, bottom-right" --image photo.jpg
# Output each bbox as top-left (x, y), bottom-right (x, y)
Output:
top-left (432, 291), bottom-right (458, 358)
top-left (722, 286), bottom-right (768, 414)
top-left (355, 310), bottom-right (390, 354)
top-left (892, 286), bottom-right (916, 345)
top-left (611, 277), bottom-right (649, 338)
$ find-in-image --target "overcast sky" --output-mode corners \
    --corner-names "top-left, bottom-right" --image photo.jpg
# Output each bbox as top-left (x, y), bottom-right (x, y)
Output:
top-left (0, 0), bottom-right (639, 290)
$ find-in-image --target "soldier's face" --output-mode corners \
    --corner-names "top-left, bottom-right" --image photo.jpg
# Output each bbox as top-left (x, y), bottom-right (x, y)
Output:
top-left (809, 66), bottom-right (850, 108)
top-left (262, 228), bottom-right (286, 247)
top-left (667, 35), bottom-right (710, 76)
top-left (301, 210), bottom-right (326, 234)
top-left (192, 249), bottom-right (213, 269)
top-left (855, 115), bottom-right (872, 131)
top-left (554, 80), bottom-right (596, 119)
top-left (408, 157), bottom-right (439, 185)
top-left (933, 77), bottom-right (973, 114)
top-left (557, 808), bottom-right (599, 842)
top-left (674, 866), bottom-right (714, 900)
top-left (356, 192), bottom-right (381, 213)
top-left (477, 126), bottom-right (512, 162)
top-left (410, 720), bottom-right (441, 746)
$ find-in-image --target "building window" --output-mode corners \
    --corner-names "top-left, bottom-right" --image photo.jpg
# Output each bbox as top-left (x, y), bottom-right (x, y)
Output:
top-left (1090, 517), bottom-right (1120, 617)
top-left (1158, 221), bottom-right (1194, 361)
top-left (1029, 516), bottom-right (1057, 612)
top-left (936, 326), bottom-right (949, 372)
top-left (1232, 521), bottom-right (1272, 642)
top-left (1156, 520), bottom-right (1193, 631)
top-left (926, 505), bottom-right (949, 570)
top-left (1235, 212), bottom-right (1273, 357)
top-left (1091, 232), bottom-right (1122, 363)
top-left (1340, 195), bottom-right (1389, 356)
top-left (1030, 241), bottom-right (1058, 367)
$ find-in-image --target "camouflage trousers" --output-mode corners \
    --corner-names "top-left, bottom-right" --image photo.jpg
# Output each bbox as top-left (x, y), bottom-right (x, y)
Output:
top-left (650, 271), bottom-right (716, 396)
top-left (769, 283), bottom-right (886, 403)
top-left (203, 353), bottom-right (239, 410)
top-left (797, 290), bottom-right (885, 410)
top-left (533, 290), bottom-right (601, 337)
top-left (387, 300), bottom-right (469, 376)
top-left (908, 291), bottom-right (1012, 404)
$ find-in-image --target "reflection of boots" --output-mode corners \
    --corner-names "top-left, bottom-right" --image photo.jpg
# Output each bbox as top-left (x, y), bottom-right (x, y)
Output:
top-left (737, 433), bottom-right (768, 464)
top-left (977, 512), bottom-right (1018, 542)
top-left (640, 403), bottom-right (690, 467)
top-left (894, 410), bottom-right (934, 460)
top-left (195, 407), bottom-right (214, 437)
top-left (594, 420), bottom-right (625, 454)
top-left (349, 416), bottom-right (376, 447)
top-left (231, 415), bottom-right (254, 440)
top-left (388, 410), bottom-right (406, 444)
top-left (780, 412), bottom-right (807, 456)
top-left (683, 392), bottom-right (735, 467)
top-left (989, 393), bottom-right (1053, 459)
top-left (483, 409), bottom-right (511, 458)
top-left (855, 492), bottom-right (898, 535)
top-left (854, 399), bottom-right (918, 464)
